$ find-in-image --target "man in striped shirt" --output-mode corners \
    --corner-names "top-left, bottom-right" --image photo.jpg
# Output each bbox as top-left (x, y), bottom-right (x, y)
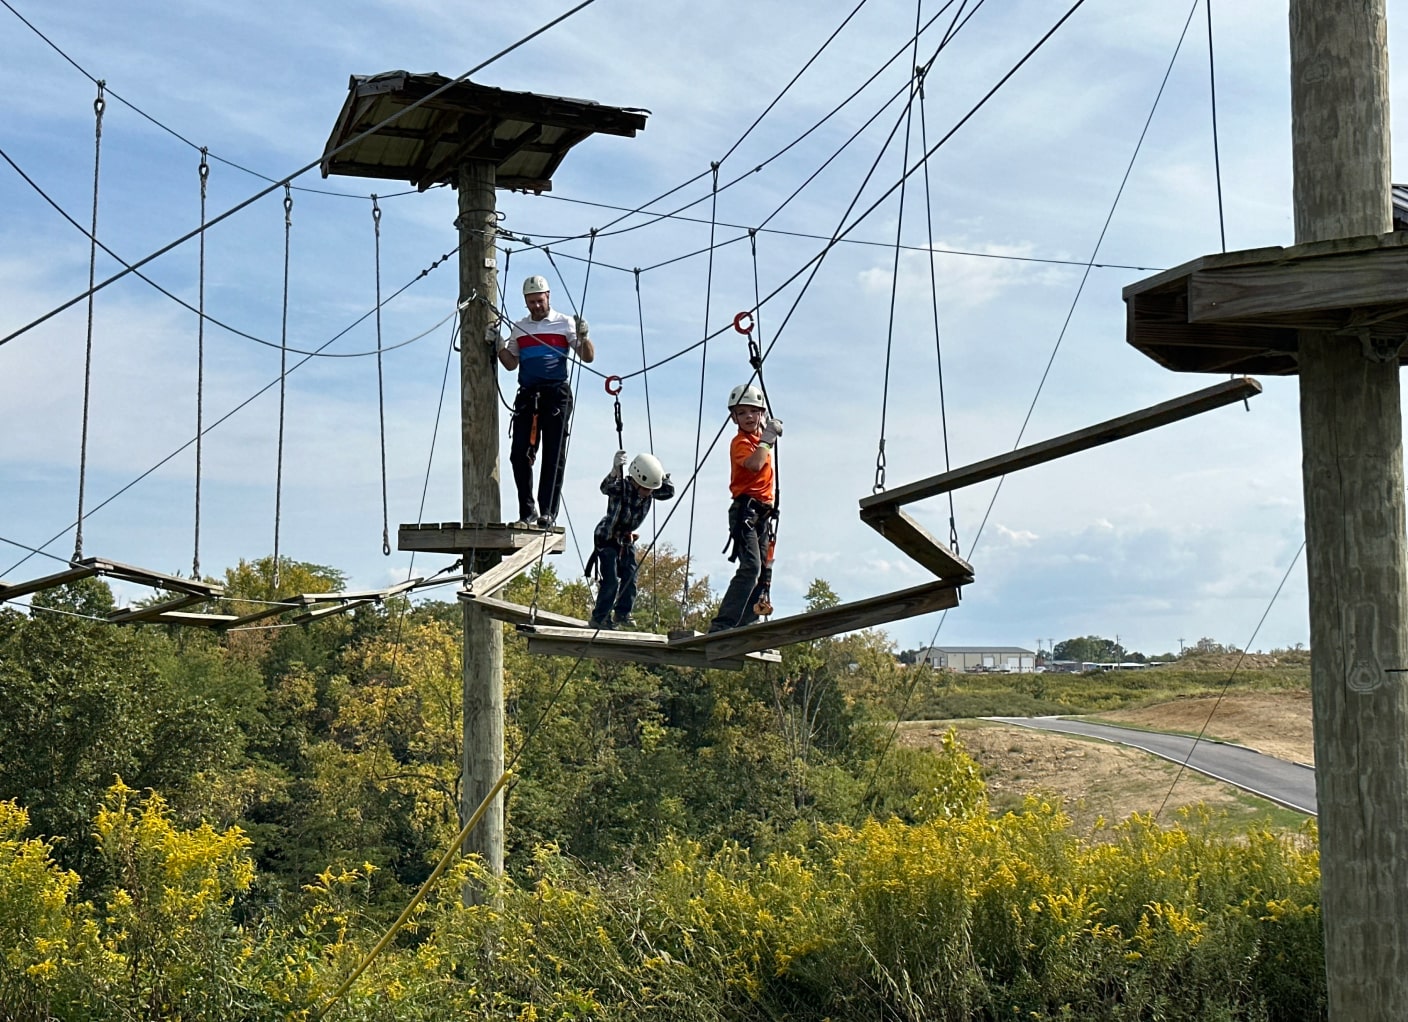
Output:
top-left (491, 275), bottom-right (595, 527)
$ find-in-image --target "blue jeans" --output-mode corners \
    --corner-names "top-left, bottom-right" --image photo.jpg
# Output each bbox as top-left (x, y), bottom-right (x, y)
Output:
top-left (591, 541), bottom-right (637, 624)
top-left (710, 496), bottom-right (769, 631)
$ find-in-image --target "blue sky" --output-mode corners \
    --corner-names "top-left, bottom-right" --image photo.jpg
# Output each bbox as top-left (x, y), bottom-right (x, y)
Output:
top-left (2, 0), bottom-right (1403, 656)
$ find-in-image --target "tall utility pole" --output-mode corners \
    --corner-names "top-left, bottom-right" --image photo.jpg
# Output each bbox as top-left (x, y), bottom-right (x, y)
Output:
top-left (320, 72), bottom-right (648, 901)
top-left (457, 160), bottom-right (504, 878)
top-left (1291, 2), bottom-right (1408, 1017)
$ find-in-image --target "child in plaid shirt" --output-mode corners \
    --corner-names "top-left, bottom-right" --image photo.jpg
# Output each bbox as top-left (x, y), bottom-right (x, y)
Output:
top-left (587, 451), bottom-right (675, 630)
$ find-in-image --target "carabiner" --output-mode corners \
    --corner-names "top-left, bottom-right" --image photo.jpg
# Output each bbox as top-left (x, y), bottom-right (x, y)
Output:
top-left (604, 375), bottom-right (623, 396)
top-left (733, 310), bottom-right (754, 335)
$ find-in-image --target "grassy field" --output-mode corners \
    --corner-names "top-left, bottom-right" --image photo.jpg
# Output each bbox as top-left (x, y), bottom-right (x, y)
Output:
top-left (910, 661), bottom-right (1311, 720)
top-left (903, 660), bottom-right (1315, 833)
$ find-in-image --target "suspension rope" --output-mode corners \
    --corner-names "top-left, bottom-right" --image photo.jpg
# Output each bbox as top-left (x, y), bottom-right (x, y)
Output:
top-left (3, 246), bottom-right (461, 582)
top-left (682, 162), bottom-right (721, 610)
top-left (273, 185), bottom-right (292, 590)
top-left (0, 142), bottom-right (460, 360)
top-left (2, 0), bottom-right (604, 350)
top-left (1205, 0), bottom-right (1226, 253)
top-left (916, 66), bottom-right (960, 553)
top-left (631, 269), bottom-right (664, 629)
top-left (372, 196), bottom-right (391, 556)
top-left (73, 80), bottom-right (105, 563)
top-left (874, 62), bottom-right (923, 495)
top-left (193, 148), bottom-right (209, 578)
top-left (855, 0), bottom-right (1200, 822)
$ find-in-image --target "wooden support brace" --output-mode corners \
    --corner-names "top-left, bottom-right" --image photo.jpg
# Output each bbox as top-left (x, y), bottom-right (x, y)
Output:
top-left (459, 591), bottom-right (588, 628)
top-left (464, 536), bottom-right (560, 598)
top-left (670, 579), bottom-right (962, 660)
top-left (0, 563), bottom-right (100, 601)
top-left (860, 377), bottom-right (1262, 510)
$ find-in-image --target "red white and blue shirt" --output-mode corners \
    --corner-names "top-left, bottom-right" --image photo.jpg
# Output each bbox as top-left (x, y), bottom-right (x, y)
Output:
top-left (504, 309), bottom-right (583, 387)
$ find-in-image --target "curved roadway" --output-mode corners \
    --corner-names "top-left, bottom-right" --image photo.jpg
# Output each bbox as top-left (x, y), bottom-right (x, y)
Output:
top-left (984, 716), bottom-right (1317, 815)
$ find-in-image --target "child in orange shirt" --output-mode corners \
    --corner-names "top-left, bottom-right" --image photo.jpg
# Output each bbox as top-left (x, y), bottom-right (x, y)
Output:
top-left (708, 383), bottom-right (782, 632)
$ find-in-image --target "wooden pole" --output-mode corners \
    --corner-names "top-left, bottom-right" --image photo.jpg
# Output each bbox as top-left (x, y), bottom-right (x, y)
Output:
top-left (457, 159), bottom-right (504, 894)
top-left (1290, 3), bottom-right (1408, 1017)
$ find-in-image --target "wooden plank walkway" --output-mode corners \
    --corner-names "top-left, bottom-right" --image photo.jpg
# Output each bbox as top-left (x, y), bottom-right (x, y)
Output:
top-left (670, 578), bottom-right (962, 660)
top-left (520, 624), bottom-right (781, 670)
top-left (860, 377), bottom-right (1262, 511)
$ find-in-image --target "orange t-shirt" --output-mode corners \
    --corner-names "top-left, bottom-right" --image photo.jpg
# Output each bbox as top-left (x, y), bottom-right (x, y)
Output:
top-left (729, 429), bottom-right (774, 503)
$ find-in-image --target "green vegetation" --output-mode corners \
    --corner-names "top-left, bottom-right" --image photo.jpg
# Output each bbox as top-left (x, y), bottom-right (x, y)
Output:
top-left (0, 554), bottom-right (1326, 1019)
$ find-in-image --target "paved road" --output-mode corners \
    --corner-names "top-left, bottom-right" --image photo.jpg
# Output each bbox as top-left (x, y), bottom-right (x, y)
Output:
top-left (984, 717), bottom-right (1317, 815)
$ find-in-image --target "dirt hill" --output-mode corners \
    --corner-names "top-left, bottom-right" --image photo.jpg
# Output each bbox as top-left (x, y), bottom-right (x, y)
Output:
top-left (900, 691), bottom-right (1314, 832)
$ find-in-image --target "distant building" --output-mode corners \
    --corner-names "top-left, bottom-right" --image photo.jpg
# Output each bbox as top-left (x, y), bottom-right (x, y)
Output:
top-left (915, 645), bottom-right (1036, 672)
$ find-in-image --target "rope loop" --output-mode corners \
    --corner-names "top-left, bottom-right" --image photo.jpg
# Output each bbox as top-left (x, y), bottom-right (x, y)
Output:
top-left (93, 81), bottom-right (106, 121)
top-left (372, 194), bottom-right (382, 226)
top-left (872, 438), bottom-right (887, 494)
top-left (282, 184), bottom-right (293, 223)
top-left (198, 148), bottom-right (210, 186)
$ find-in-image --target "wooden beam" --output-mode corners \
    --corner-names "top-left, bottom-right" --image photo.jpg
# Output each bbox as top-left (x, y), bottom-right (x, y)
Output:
top-left (458, 591), bottom-right (588, 628)
top-left (147, 611), bottom-right (242, 627)
top-left (670, 579), bottom-right (962, 660)
top-left (858, 507), bottom-right (974, 581)
top-left (0, 563), bottom-right (100, 601)
top-left (83, 558), bottom-right (223, 598)
top-left (520, 624), bottom-right (780, 670)
top-left (859, 377), bottom-right (1262, 511)
top-left (108, 593), bottom-right (206, 624)
top-left (293, 578), bottom-right (423, 606)
top-left (464, 536), bottom-right (561, 598)
top-left (288, 600), bottom-right (376, 625)
top-left (227, 604), bottom-right (297, 628)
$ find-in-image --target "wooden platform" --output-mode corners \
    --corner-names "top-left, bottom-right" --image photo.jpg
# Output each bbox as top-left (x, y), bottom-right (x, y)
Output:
top-left (1124, 230), bottom-right (1408, 374)
top-left (519, 624), bottom-right (781, 671)
top-left (398, 521), bottom-right (567, 556)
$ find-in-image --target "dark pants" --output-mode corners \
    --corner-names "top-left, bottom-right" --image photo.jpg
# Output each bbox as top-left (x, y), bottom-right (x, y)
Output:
top-left (510, 382), bottom-right (573, 521)
top-left (590, 540), bottom-right (637, 625)
top-left (710, 496), bottom-right (770, 631)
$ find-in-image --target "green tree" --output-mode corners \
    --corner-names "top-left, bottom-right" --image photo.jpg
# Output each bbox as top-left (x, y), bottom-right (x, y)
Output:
top-left (1052, 635), bottom-right (1124, 663)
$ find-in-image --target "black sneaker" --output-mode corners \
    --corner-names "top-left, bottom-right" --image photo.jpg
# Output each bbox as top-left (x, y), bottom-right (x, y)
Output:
top-left (588, 616), bottom-right (614, 631)
top-left (613, 613), bottom-right (635, 630)
top-left (536, 514), bottom-right (555, 529)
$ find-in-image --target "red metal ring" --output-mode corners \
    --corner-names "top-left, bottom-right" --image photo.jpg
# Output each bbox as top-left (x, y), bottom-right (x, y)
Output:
top-left (604, 375), bottom-right (623, 396)
top-left (733, 311), bottom-right (754, 335)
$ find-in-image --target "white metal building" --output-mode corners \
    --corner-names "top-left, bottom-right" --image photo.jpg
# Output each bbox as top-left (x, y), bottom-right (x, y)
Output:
top-left (915, 645), bottom-right (1037, 672)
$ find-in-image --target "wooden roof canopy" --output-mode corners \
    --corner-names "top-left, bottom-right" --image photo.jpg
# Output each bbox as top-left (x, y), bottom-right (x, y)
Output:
top-left (1124, 230), bottom-right (1408, 375)
top-left (320, 71), bottom-right (649, 192)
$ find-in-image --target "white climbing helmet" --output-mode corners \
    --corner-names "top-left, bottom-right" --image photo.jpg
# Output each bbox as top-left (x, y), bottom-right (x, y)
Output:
top-left (727, 383), bottom-right (766, 411)
top-left (522, 274), bottom-right (550, 296)
top-left (628, 452), bottom-right (666, 491)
